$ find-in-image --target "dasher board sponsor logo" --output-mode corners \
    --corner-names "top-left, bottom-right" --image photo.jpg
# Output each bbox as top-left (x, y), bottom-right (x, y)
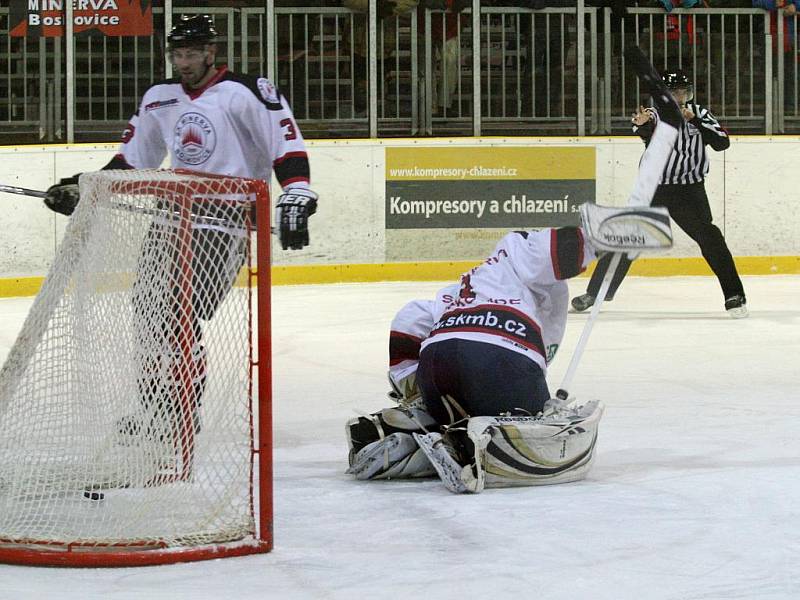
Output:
top-left (10, 0), bottom-right (153, 38)
top-left (389, 166), bottom-right (520, 179)
top-left (385, 146), bottom-right (596, 229)
top-left (389, 194), bottom-right (573, 220)
top-left (385, 181), bottom-right (593, 229)
top-left (385, 146), bottom-right (595, 181)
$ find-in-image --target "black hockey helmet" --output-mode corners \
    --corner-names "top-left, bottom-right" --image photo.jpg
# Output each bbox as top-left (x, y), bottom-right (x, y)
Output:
top-left (662, 70), bottom-right (690, 89)
top-left (167, 15), bottom-right (217, 49)
top-left (662, 69), bottom-right (693, 102)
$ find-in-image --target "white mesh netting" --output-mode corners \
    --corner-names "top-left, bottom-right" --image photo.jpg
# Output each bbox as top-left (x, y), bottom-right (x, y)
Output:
top-left (0, 169), bottom-right (268, 553)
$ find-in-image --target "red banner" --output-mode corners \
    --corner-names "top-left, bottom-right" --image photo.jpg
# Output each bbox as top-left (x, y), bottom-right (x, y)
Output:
top-left (9, 0), bottom-right (153, 38)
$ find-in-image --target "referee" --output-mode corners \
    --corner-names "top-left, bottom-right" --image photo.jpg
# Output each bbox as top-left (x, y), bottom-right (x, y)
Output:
top-left (572, 69), bottom-right (747, 318)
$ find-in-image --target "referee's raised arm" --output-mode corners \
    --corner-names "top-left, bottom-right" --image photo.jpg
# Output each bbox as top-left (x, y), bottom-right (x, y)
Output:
top-left (688, 104), bottom-right (730, 151)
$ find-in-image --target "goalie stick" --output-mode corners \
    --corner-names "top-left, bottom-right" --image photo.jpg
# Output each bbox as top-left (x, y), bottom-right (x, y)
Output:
top-left (550, 46), bottom-right (681, 411)
top-left (552, 252), bottom-right (622, 408)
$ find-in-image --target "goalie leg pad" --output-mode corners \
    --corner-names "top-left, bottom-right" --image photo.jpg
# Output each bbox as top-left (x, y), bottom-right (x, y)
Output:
top-left (473, 400), bottom-right (604, 488)
top-left (421, 401), bottom-right (604, 492)
top-left (580, 203), bottom-right (673, 254)
top-left (346, 407), bottom-right (437, 457)
top-left (346, 407), bottom-right (438, 480)
top-left (413, 431), bottom-right (484, 494)
top-left (346, 433), bottom-right (435, 480)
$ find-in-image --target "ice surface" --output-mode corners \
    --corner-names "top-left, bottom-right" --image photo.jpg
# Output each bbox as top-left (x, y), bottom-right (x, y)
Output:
top-left (0, 275), bottom-right (798, 600)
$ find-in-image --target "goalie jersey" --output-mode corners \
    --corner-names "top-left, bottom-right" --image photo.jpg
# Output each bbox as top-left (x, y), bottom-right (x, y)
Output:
top-left (113, 67), bottom-right (310, 189)
top-left (390, 228), bottom-right (596, 382)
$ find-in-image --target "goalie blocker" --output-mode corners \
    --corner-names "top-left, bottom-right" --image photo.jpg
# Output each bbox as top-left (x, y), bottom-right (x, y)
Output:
top-left (579, 203), bottom-right (673, 254)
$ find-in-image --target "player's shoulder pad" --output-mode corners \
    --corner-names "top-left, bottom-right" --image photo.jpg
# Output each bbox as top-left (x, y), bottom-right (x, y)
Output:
top-left (220, 71), bottom-right (284, 110)
top-left (137, 77), bottom-right (183, 111)
top-left (142, 77), bottom-right (183, 95)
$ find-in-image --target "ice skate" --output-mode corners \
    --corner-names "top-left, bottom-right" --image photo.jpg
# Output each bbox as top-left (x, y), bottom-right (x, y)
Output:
top-left (725, 295), bottom-right (748, 319)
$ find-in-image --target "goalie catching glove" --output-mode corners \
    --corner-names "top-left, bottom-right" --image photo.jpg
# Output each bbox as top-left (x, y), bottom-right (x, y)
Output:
top-left (44, 174), bottom-right (81, 216)
top-left (275, 188), bottom-right (317, 250)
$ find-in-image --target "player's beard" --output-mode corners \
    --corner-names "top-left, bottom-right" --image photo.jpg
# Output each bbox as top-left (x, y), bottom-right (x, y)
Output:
top-left (180, 61), bottom-right (212, 89)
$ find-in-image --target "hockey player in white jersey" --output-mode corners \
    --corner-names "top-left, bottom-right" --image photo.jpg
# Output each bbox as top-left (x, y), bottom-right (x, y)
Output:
top-left (41, 15), bottom-right (318, 475)
top-left (347, 47), bottom-right (683, 493)
top-left (346, 225), bottom-right (607, 487)
top-left (44, 14), bottom-right (316, 251)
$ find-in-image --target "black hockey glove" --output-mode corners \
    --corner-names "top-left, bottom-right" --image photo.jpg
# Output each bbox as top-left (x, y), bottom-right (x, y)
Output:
top-left (275, 188), bottom-right (318, 250)
top-left (44, 174), bottom-right (81, 216)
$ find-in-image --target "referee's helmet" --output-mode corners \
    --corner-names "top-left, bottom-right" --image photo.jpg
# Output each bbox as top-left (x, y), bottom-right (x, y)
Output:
top-left (662, 69), bottom-right (693, 102)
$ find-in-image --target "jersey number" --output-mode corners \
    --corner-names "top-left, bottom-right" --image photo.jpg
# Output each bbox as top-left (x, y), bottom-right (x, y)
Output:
top-left (280, 118), bottom-right (297, 141)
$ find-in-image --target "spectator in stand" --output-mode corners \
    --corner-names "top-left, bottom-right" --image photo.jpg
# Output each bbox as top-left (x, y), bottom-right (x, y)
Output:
top-left (428, 0), bottom-right (469, 116)
top-left (342, 0), bottom-right (419, 117)
top-left (517, 2), bottom-right (633, 121)
top-left (518, 1), bottom-right (568, 119)
top-left (652, 0), bottom-right (709, 67)
top-left (753, 0), bottom-right (800, 110)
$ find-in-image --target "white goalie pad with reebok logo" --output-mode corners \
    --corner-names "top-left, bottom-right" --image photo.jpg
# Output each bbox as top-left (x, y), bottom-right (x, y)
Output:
top-left (475, 400), bottom-right (604, 489)
top-left (580, 203), bottom-right (673, 254)
top-left (416, 401), bottom-right (604, 493)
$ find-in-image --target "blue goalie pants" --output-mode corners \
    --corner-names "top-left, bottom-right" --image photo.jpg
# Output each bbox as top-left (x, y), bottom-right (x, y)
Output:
top-left (416, 338), bottom-right (550, 426)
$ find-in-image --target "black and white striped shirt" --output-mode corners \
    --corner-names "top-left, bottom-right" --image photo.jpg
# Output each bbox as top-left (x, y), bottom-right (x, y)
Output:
top-left (633, 102), bottom-right (729, 185)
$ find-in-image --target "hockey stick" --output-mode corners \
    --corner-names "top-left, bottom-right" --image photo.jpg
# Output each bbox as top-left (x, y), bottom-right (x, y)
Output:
top-left (0, 183), bottom-right (47, 198)
top-left (0, 182), bottom-right (286, 242)
top-left (553, 251), bottom-right (623, 405)
top-left (547, 48), bottom-right (679, 408)
top-left (0, 181), bottom-right (255, 232)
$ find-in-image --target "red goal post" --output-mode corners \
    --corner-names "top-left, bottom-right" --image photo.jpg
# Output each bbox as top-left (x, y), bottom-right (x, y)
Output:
top-left (0, 169), bottom-right (273, 567)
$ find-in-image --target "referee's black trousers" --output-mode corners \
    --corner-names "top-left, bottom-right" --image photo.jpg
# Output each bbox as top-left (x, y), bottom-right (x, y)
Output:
top-left (586, 181), bottom-right (745, 302)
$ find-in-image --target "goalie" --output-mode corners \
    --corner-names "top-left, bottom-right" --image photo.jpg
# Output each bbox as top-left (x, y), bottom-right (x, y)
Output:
top-left (347, 206), bottom-right (672, 493)
top-left (347, 47), bottom-right (683, 493)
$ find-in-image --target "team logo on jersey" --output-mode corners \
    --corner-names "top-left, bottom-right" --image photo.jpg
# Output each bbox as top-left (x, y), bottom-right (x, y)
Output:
top-left (174, 112), bottom-right (216, 165)
top-left (257, 78), bottom-right (279, 104)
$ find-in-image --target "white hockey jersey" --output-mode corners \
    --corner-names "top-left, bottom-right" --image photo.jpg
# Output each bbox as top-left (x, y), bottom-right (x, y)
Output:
top-left (114, 66), bottom-right (310, 189)
top-left (389, 228), bottom-right (596, 382)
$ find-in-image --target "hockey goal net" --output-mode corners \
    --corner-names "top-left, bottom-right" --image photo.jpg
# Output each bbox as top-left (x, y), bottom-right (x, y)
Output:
top-left (0, 169), bottom-right (272, 566)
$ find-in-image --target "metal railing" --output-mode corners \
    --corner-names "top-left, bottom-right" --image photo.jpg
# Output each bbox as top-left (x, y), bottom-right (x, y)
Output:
top-left (0, 3), bottom-right (797, 143)
top-left (605, 7), bottom-right (773, 134)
